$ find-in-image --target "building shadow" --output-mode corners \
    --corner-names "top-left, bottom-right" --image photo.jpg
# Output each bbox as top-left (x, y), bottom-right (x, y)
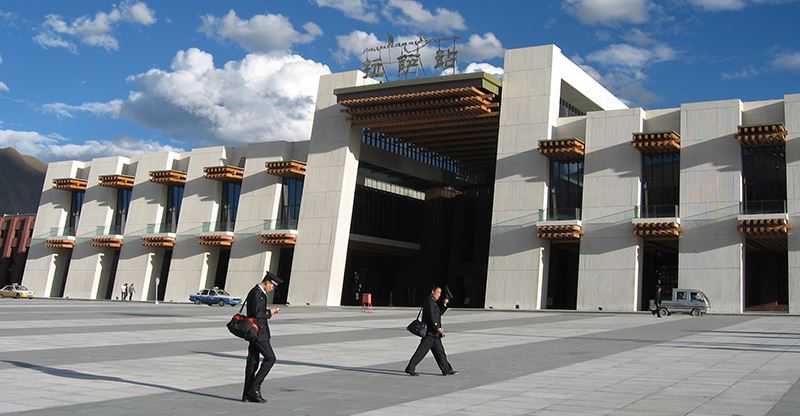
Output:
top-left (1, 360), bottom-right (240, 402)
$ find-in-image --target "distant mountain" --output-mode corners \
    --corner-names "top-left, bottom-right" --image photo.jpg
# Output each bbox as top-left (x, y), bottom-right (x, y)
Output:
top-left (0, 148), bottom-right (46, 215)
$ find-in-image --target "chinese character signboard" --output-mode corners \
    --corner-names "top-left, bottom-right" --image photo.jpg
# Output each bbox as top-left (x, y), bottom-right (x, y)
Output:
top-left (362, 33), bottom-right (458, 81)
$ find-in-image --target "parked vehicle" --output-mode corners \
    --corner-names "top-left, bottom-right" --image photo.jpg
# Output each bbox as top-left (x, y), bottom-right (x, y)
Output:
top-left (0, 284), bottom-right (35, 299)
top-left (651, 288), bottom-right (710, 317)
top-left (189, 288), bottom-right (242, 306)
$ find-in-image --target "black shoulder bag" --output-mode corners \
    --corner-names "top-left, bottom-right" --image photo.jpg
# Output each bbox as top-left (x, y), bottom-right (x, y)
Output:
top-left (406, 307), bottom-right (427, 337)
top-left (227, 300), bottom-right (259, 342)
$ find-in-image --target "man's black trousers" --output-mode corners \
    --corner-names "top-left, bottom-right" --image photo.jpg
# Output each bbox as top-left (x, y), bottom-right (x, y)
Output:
top-left (244, 339), bottom-right (276, 396)
top-left (406, 334), bottom-right (453, 374)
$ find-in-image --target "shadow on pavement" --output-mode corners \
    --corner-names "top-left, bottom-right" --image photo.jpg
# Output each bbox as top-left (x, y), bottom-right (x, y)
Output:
top-left (1, 360), bottom-right (241, 402)
top-left (193, 351), bottom-right (408, 376)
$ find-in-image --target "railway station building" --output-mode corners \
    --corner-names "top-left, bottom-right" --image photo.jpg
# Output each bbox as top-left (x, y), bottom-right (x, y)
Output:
top-left (22, 44), bottom-right (800, 314)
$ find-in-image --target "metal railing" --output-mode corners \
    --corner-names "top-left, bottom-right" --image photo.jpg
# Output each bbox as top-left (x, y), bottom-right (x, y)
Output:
top-left (46, 227), bottom-right (76, 238)
top-left (145, 223), bottom-right (177, 234)
top-left (95, 224), bottom-right (125, 236)
top-left (263, 219), bottom-right (298, 231)
top-left (539, 208), bottom-right (582, 221)
top-left (635, 204), bottom-right (679, 219)
top-left (740, 200), bottom-right (786, 215)
top-left (201, 221), bottom-right (236, 233)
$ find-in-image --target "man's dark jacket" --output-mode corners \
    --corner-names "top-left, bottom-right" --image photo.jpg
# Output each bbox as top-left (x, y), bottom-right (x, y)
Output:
top-left (245, 285), bottom-right (273, 341)
top-left (421, 295), bottom-right (448, 337)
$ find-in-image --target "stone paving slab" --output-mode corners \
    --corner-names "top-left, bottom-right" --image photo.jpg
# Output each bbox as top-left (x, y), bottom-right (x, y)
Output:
top-left (1, 300), bottom-right (799, 415)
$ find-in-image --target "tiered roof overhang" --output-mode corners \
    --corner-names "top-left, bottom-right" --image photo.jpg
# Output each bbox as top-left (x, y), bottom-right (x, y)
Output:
top-left (91, 236), bottom-right (123, 249)
top-left (536, 224), bottom-right (582, 241)
top-left (336, 73), bottom-right (502, 173)
top-left (538, 138), bottom-right (585, 160)
top-left (632, 131), bottom-right (681, 154)
top-left (150, 170), bottom-right (187, 186)
top-left (204, 166), bottom-right (244, 183)
top-left (53, 178), bottom-right (88, 192)
top-left (99, 174), bottom-right (135, 190)
top-left (265, 160), bottom-right (306, 178)
top-left (737, 124), bottom-right (787, 148)
top-left (142, 235), bottom-right (176, 248)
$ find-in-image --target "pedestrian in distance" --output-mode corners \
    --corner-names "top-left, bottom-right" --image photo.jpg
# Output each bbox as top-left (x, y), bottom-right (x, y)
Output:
top-left (121, 283), bottom-right (128, 301)
top-left (653, 285), bottom-right (662, 318)
top-left (128, 283), bottom-right (135, 302)
top-left (242, 272), bottom-right (283, 403)
top-left (405, 286), bottom-right (457, 376)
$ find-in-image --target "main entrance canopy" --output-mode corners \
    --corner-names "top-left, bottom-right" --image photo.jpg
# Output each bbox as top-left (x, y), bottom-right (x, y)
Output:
top-left (335, 72), bottom-right (502, 175)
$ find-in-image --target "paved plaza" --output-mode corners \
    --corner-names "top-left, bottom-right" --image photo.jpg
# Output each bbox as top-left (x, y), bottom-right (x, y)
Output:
top-left (0, 300), bottom-right (799, 415)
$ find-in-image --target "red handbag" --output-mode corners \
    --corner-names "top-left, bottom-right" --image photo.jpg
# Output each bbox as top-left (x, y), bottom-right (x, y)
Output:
top-left (227, 301), bottom-right (259, 341)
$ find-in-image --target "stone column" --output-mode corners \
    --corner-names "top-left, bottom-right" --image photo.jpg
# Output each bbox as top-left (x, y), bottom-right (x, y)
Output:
top-left (288, 71), bottom-right (375, 306)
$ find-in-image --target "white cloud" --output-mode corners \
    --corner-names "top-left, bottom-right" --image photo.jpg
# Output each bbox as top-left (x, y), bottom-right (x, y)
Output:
top-left (33, 1), bottom-right (156, 53)
top-left (0, 129), bottom-right (180, 162)
top-left (462, 62), bottom-right (504, 78)
top-left (0, 82), bottom-right (8, 92)
top-left (688, 0), bottom-right (795, 11)
top-left (199, 10), bottom-right (322, 53)
top-left (383, 0), bottom-right (466, 32)
top-left (622, 28), bottom-right (656, 45)
top-left (772, 51), bottom-right (800, 72)
top-left (563, 0), bottom-right (652, 25)
top-left (572, 53), bottom-right (663, 106)
top-left (43, 100), bottom-right (123, 118)
top-left (314, 0), bottom-right (378, 23)
top-left (721, 66), bottom-right (760, 80)
top-left (105, 48), bottom-right (330, 145)
top-left (335, 30), bottom-right (381, 64)
top-left (459, 33), bottom-right (504, 62)
top-left (587, 43), bottom-right (676, 69)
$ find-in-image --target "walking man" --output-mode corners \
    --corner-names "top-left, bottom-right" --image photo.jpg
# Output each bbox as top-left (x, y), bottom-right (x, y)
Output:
top-left (242, 272), bottom-right (282, 403)
top-left (653, 285), bottom-right (663, 318)
top-left (405, 286), bottom-right (456, 376)
top-left (121, 283), bottom-right (128, 301)
top-left (128, 283), bottom-right (136, 301)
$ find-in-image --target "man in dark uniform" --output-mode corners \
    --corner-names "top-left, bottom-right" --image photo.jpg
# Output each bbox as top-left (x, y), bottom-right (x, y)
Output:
top-left (242, 272), bottom-right (282, 403)
top-left (404, 286), bottom-right (456, 376)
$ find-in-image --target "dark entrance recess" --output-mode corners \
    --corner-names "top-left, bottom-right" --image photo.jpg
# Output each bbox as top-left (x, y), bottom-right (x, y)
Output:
top-left (213, 248), bottom-right (231, 289)
top-left (343, 182), bottom-right (492, 308)
top-left (51, 251), bottom-right (72, 298)
top-left (745, 238), bottom-right (788, 312)
top-left (545, 243), bottom-right (579, 310)
top-left (273, 247), bottom-right (294, 304)
top-left (103, 249), bottom-right (121, 300)
top-left (157, 249), bottom-right (172, 302)
top-left (640, 240), bottom-right (679, 311)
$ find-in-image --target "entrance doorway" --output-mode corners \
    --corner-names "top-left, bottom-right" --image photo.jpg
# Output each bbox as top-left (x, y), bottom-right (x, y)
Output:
top-left (640, 240), bottom-right (678, 311)
top-left (545, 243), bottom-right (579, 310)
top-left (745, 238), bottom-right (788, 312)
top-left (213, 248), bottom-right (231, 289)
top-left (273, 247), bottom-right (293, 304)
top-left (157, 249), bottom-right (172, 301)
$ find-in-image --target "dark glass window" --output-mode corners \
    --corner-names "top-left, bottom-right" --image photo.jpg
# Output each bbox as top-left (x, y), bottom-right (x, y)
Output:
top-left (278, 177), bottom-right (304, 228)
top-left (112, 189), bottom-right (132, 234)
top-left (67, 191), bottom-right (84, 234)
top-left (164, 185), bottom-right (184, 232)
top-left (559, 98), bottom-right (585, 117)
top-left (742, 146), bottom-right (786, 214)
top-left (548, 160), bottom-right (583, 220)
top-left (641, 153), bottom-right (679, 217)
top-left (351, 185), bottom-right (422, 242)
top-left (219, 182), bottom-right (241, 231)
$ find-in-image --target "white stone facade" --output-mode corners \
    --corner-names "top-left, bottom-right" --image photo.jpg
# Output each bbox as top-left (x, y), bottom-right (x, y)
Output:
top-left (22, 44), bottom-right (800, 313)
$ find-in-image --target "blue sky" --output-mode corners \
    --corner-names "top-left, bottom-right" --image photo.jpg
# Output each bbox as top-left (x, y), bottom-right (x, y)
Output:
top-left (0, 0), bottom-right (798, 162)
